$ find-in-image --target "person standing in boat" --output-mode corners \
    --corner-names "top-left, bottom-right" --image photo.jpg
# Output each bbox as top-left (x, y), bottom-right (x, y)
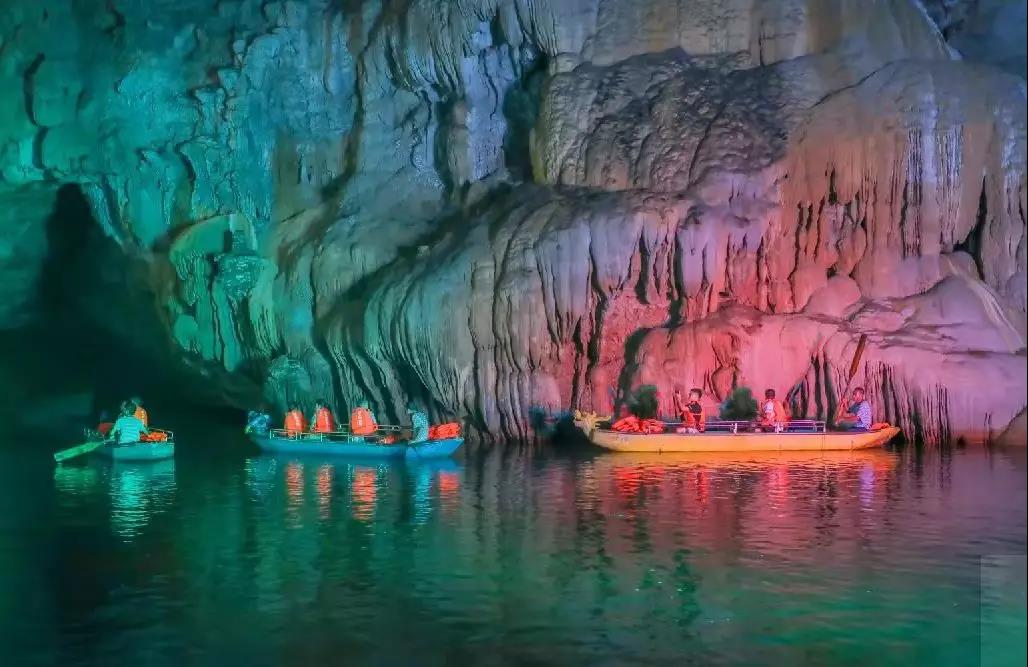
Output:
top-left (311, 399), bottom-right (337, 434)
top-left (131, 396), bottom-right (149, 428)
top-left (350, 400), bottom-right (378, 437)
top-left (758, 389), bottom-right (789, 431)
top-left (283, 403), bottom-right (307, 437)
top-left (673, 388), bottom-right (706, 433)
top-left (836, 387), bottom-right (873, 431)
top-left (406, 402), bottom-right (430, 443)
top-left (109, 401), bottom-right (148, 445)
top-left (246, 406), bottom-right (272, 435)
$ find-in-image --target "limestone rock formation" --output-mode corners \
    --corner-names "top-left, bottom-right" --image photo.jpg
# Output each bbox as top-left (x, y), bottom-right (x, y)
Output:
top-left (0, 0), bottom-right (1025, 444)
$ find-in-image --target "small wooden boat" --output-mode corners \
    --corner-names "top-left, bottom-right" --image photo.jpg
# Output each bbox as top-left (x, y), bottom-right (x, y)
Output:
top-left (250, 428), bottom-right (463, 460)
top-left (93, 429), bottom-right (175, 462)
top-left (94, 440), bottom-right (175, 462)
top-left (575, 414), bottom-right (900, 453)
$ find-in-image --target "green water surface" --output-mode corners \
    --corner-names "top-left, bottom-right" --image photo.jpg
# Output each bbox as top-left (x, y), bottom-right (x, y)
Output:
top-left (1, 434), bottom-right (1025, 666)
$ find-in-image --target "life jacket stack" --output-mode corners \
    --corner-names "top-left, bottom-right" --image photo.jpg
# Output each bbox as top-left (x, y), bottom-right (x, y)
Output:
top-left (428, 422), bottom-right (461, 440)
top-left (611, 416), bottom-right (665, 434)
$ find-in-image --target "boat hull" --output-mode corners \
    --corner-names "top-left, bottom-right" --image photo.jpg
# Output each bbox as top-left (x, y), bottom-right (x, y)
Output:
top-left (251, 434), bottom-right (463, 459)
top-left (94, 441), bottom-right (175, 461)
top-left (581, 424), bottom-right (900, 453)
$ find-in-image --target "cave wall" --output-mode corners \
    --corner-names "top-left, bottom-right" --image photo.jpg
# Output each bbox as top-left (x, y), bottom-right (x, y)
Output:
top-left (0, 0), bottom-right (1025, 443)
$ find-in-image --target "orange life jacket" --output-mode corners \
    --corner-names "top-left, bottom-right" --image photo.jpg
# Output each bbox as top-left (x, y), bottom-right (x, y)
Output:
top-left (134, 406), bottom-right (149, 428)
top-left (350, 407), bottom-right (377, 435)
top-left (284, 410), bottom-right (307, 435)
top-left (312, 406), bottom-right (336, 433)
top-left (759, 399), bottom-right (788, 424)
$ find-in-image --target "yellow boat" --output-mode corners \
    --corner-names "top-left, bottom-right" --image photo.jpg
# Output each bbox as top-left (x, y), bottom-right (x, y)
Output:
top-left (574, 414), bottom-right (900, 453)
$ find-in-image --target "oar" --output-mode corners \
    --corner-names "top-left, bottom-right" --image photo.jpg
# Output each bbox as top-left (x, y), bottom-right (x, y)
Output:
top-left (53, 440), bottom-right (103, 463)
top-left (832, 333), bottom-right (868, 426)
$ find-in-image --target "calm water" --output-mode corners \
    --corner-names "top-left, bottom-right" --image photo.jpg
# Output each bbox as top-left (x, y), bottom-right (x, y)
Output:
top-left (2, 434), bottom-right (1025, 666)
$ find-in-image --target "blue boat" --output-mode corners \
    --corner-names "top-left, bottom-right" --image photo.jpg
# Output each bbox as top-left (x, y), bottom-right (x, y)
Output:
top-left (250, 430), bottom-right (462, 460)
top-left (94, 440), bottom-right (175, 462)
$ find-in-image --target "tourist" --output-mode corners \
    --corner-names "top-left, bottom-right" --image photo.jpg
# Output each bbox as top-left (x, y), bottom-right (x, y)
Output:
top-left (311, 399), bottom-right (337, 434)
top-left (674, 387), bottom-right (706, 433)
top-left (350, 400), bottom-right (378, 436)
top-left (131, 396), bottom-right (149, 428)
top-left (245, 406), bottom-right (272, 435)
top-left (109, 401), bottom-right (147, 445)
top-left (758, 389), bottom-right (788, 431)
top-left (406, 402), bottom-right (429, 443)
top-left (283, 403), bottom-right (307, 436)
top-left (837, 387), bottom-right (872, 431)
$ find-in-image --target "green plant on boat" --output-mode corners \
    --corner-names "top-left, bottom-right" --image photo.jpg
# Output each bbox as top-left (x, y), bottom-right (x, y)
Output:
top-left (628, 385), bottom-right (660, 419)
top-left (720, 387), bottom-right (758, 421)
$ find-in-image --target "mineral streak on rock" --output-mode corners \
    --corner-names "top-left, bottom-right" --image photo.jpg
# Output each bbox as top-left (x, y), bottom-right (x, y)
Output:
top-left (0, 0), bottom-right (1024, 443)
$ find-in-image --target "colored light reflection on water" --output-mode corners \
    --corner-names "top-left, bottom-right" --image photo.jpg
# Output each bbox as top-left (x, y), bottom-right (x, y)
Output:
top-left (3, 446), bottom-right (1024, 665)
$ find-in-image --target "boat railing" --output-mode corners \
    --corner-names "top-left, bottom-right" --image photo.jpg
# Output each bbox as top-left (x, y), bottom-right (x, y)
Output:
top-left (268, 425), bottom-right (406, 442)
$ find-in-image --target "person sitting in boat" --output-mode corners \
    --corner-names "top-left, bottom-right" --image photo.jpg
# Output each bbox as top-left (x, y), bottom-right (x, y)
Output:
top-left (836, 387), bottom-right (872, 431)
top-left (283, 403), bottom-right (307, 437)
top-left (131, 396), bottom-right (149, 428)
top-left (311, 399), bottom-right (337, 434)
top-left (674, 387), bottom-right (706, 433)
top-left (406, 402), bottom-right (429, 443)
top-left (350, 400), bottom-right (378, 437)
top-left (110, 401), bottom-right (148, 445)
top-left (758, 389), bottom-right (789, 431)
top-left (245, 406), bottom-right (272, 435)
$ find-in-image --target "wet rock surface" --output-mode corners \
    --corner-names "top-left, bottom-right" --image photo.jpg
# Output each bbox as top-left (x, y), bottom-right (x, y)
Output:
top-left (0, 0), bottom-right (1024, 443)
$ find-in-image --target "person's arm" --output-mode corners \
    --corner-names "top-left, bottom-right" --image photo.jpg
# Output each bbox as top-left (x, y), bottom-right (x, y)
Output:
top-left (673, 391), bottom-right (684, 417)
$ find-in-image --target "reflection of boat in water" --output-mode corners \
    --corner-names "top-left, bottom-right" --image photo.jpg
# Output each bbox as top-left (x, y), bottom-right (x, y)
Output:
top-left (575, 415), bottom-right (900, 453)
top-left (250, 430), bottom-right (463, 460)
top-left (106, 459), bottom-right (177, 539)
top-left (585, 449), bottom-right (899, 472)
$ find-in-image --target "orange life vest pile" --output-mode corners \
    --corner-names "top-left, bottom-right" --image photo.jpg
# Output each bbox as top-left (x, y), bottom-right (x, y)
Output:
top-left (428, 422), bottom-right (461, 440)
top-left (611, 416), bottom-right (665, 434)
top-left (140, 431), bottom-right (168, 442)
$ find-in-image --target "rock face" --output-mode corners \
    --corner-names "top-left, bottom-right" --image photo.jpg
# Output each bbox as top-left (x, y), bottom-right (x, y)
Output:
top-left (1, 0), bottom-right (1025, 443)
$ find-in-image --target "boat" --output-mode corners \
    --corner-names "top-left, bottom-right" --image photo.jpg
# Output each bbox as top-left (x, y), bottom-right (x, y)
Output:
top-left (94, 429), bottom-right (175, 462)
top-left (250, 428), bottom-right (463, 460)
top-left (94, 440), bottom-right (175, 462)
top-left (574, 414), bottom-right (900, 453)
top-left (585, 448), bottom-right (899, 471)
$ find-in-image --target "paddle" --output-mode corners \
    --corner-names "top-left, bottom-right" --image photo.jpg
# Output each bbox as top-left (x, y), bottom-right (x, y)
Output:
top-left (832, 333), bottom-right (868, 427)
top-left (53, 440), bottom-right (102, 463)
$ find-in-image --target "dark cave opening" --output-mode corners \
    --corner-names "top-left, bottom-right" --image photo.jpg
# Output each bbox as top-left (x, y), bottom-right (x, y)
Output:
top-left (0, 184), bottom-right (237, 443)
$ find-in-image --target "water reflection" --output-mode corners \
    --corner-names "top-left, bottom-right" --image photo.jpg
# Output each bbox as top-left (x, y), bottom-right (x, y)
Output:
top-left (108, 460), bottom-right (176, 540)
top-left (54, 459), bottom-right (177, 541)
top-left (38, 447), bottom-right (1026, 666)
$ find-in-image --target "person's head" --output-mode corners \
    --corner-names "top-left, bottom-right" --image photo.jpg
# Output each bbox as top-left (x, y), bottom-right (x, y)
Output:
top-left (852, 387), bottom-right (865, 402)
top-left (288, 403), bottom-right (299, 413)
top-left (121, 402), bottom-right (135, 417)
top-left (315, 399), bottom-right (325, 409)
top-left (688, 388), bottom-right (703, 402)
top-left (765, 389), bottom-right (776, 400)
top-left (406, 401), bottom-right (418, 414)
top-left (359, 400), bottom-right (369, 409)
top-left (98, 410), bottom-right (110, 422)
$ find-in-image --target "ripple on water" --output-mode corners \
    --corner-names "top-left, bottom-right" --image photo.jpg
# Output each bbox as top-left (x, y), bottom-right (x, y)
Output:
top-left (6, 446), bottom-right (1021, 665)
